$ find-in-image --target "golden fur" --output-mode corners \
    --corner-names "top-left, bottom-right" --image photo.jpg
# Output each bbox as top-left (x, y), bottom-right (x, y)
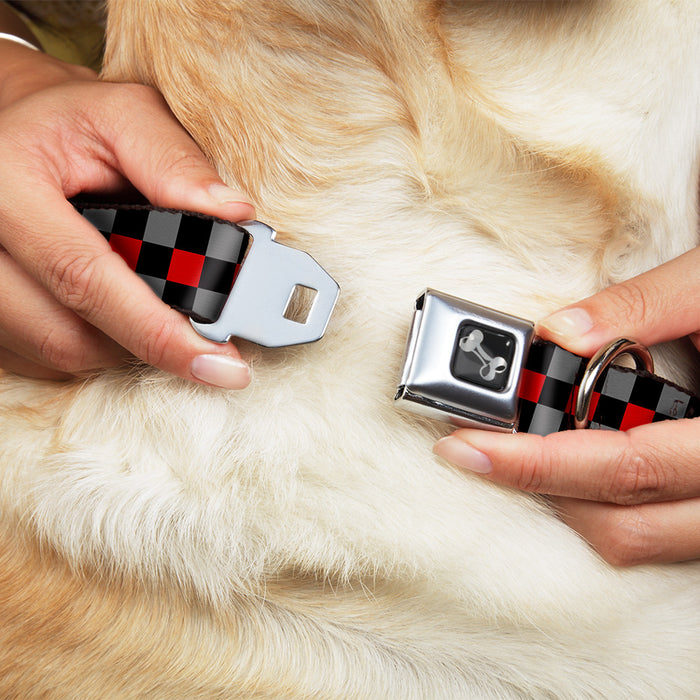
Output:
top-left (1, 1), bottom-right (699, 696)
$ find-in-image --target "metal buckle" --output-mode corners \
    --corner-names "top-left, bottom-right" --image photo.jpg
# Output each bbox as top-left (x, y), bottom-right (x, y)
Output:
top-left (395, 289), bottom-right (534, 432)
top-left (573, 338), bottom-right (654, 429)
top-left (191, 221), bottom-right (340, 347)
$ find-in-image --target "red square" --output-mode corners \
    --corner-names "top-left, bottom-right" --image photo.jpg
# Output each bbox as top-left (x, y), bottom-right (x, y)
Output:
top-left (518, 369), bottom-right (546, 403)
top-left (108, 234), bottom-right (142, 271)
top-left (166, 249), bottom-right (205, 287)
top-left (587, 390), bottom-right (601, 421)
top-left (619, 403), bottom-right (656, 431)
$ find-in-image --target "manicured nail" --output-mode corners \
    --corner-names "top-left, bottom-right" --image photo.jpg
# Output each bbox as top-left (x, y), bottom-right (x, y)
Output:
top-left (207, 183), bottom-right (252, 206)
top-left (538, 307), bottom-right (594, 341)
top-left (433, 436), bottom-right (493, 474)
top-left (190, 354), bottom-right (250, 389)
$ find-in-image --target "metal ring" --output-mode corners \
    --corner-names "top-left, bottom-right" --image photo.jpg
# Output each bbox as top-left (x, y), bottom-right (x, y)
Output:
top-left (573, 338), bottom-right (654, 429)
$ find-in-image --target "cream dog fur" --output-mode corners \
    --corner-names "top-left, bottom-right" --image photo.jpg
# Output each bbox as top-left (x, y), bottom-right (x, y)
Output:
top-left (1, 1), bottom-right (699, 696)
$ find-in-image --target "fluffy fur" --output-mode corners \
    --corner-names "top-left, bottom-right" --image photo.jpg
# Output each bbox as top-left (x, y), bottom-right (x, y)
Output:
top-left (1, 0), bottom-right (699, 696)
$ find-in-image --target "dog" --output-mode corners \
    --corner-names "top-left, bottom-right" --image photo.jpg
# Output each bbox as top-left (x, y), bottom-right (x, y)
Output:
top-left (1, 1), bottom-right (699, 696)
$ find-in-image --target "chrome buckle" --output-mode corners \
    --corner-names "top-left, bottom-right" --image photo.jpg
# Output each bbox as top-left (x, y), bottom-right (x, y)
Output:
top-left (191, 221), bottom-right (340, 347)
top-left (395, 289), bottom-right (534, 432)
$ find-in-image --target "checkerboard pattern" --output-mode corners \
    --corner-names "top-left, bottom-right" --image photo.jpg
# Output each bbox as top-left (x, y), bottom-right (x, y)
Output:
top-left (78, 205), bottom-right (249, 323)
top-left (517, 339), bottom-right (699, 435)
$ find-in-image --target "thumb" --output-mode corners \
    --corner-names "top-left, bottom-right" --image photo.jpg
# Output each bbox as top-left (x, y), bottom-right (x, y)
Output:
top-left (536, 246), bottom-right (700, 356)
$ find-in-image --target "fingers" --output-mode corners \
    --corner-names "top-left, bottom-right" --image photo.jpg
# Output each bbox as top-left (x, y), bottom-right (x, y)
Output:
top-left (553, 497), bottom-right (700, 566)
top-left (433, 419), bottom-right (700, 506)
top-left (433, 242), bottom-right (700, 567)
top-left (1, 80), bottom-right (255, 221)
top-left (434, 421), bottom-right (700, 565)
top-left (536, 246), bottom-right (700, 356)
top-left (0, 79), bottom-right (255, 386)
top-left (1, 191), bottom-right (251, 386)
top-left (81, 82), bottom-right (255, 221)
top-left (0, 249), bottom-right (126, 373)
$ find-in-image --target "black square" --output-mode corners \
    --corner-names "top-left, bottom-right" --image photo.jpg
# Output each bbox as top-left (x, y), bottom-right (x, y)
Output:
top-left (134, 241), bottom-right (173, 279)
top-left (175, 215), bottom-right (212, 254)
top-left (111, 209), bottom-right (150, 238)
top-left (525, 339), bottom-right (551, 373)
top-left (517, 399), bottom-right (537, 432)
top-left (451, 323), bottom-right (515, 391)
top-left (537, 376), bottom-right (575, 411)
top-left (162, 281), bottom-right (197, 311)
top-left (628, 373), bottom-right (663, 410)
top-left (235, 232), bottom-right (251, 263)
top-left (199, 257), bottom-right (238, 295)
top-left (688, 397), bottom-right (700, 420)
top-left (591, 394), bottom-right (627, 429)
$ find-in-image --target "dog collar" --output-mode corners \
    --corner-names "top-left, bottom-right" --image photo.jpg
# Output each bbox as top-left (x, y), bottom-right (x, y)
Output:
top-left (395, 289), bottom-right (699, 435)
top-left (76, 203), bottom-right (339, 347)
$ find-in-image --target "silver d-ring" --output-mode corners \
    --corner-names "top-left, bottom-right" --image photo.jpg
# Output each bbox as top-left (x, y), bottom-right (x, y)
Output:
top-left (574, 338), bottom-right (654, 429)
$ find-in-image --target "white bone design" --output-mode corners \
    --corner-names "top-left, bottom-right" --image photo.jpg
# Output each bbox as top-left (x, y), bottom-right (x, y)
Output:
top-left (459, 329), bottom-right (508, 382)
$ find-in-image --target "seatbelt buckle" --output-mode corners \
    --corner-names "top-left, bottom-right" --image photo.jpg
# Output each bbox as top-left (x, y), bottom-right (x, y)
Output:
top-left (395, 289), bottom-right (535, 432)
top-left (395, 289), bottom-right (698, 435)
top-left (190, 220), bottom-right (340, 347)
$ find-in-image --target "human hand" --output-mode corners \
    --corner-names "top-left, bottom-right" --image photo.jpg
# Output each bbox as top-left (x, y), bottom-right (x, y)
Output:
top-left (434, 246), bottom-right (700, 566)
top-left (0, 40), bottom-right (255, 387)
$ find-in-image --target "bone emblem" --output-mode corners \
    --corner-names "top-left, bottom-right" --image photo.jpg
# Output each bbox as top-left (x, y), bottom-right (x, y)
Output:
top-left (459, 329), bottom-right (508, 382)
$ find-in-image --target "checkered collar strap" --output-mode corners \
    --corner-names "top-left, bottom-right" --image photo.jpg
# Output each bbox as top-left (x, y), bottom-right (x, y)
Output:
top-left (77, 203), bottom-right (248, 324)
top-left (517, 338), bottom-right (700, 435)
top-left (75, 202), bottom-right (340, 347)
top-left (394, 290), bottom-right (699, 434)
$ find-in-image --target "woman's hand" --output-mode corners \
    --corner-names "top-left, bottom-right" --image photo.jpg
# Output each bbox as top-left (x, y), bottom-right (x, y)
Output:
top-left (0, 40), bottom-right (255, 387)
top-left (434, 246), bottom-right (700, 566)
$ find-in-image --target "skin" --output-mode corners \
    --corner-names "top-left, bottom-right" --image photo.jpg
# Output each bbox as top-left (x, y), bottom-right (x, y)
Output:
top-left (435, 246), bottom-right (700, 566)
top-left (0, 19), bottom-right (255, 388)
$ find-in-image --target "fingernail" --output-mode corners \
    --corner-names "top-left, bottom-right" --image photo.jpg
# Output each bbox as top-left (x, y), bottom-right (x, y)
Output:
top-left (538, 307), bottom-right (594, 341)
top-left (207, 183), bottom-right (252, 206)
top-left (433, 436), bottom-right (492, 474)
top-left (190, 354), bottom-right (250, 389)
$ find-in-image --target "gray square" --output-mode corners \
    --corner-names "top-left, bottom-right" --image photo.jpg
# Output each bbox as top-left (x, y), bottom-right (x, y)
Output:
top-left (143, 211), bottom-right (181, 247)
top-left (600, 368), bottom-right (636, 403)
top-left (206, 222), bottom-right (247, 262)
top-left (656, 383), bottom-right (690, 419)
top-left (138, 274), bottom-right (166, 297)
top-left (83, 208), bottom-right (116, 233)
top-left (193, 287), bottom-right (228, 321)
top-left (546, 346), bottom-right (583, 383)
top-left (526, 404), bottom-right (565, 436)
